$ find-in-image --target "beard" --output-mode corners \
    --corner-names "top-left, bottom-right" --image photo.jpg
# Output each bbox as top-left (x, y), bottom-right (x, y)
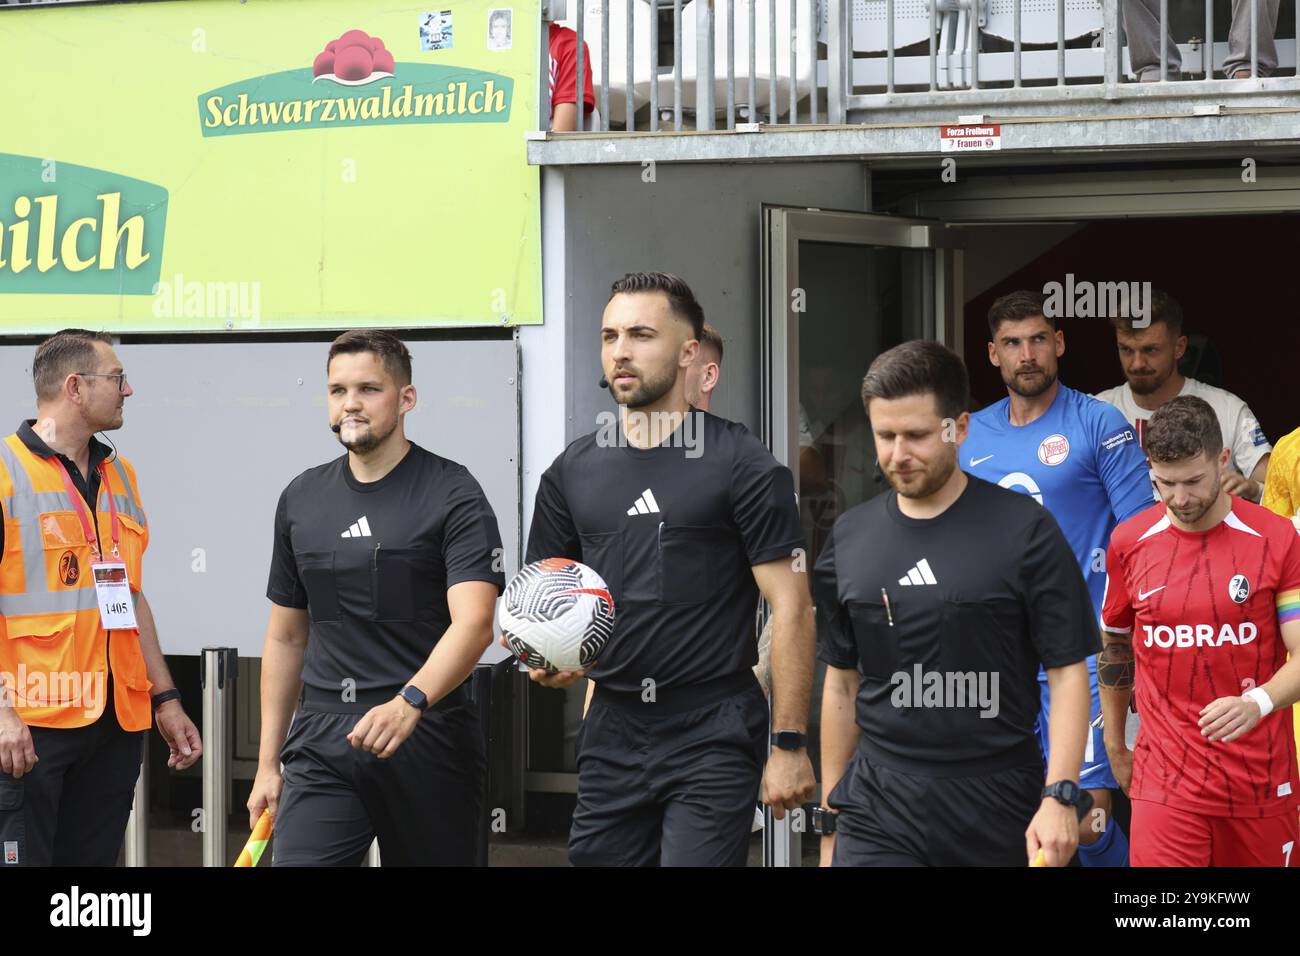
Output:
top-left (1127, 370), bottom-right (1166, 396)
top-left (887, 452), bottom-right (957, 499)
top-left (336, 416), bottom-right (396, 455)
top-left (1004, 364), bottom-right (1057, 399)
top-left (1168, 477), bottom-right (1222, 525)
top-left (617, 362), bottom-right (677, 409)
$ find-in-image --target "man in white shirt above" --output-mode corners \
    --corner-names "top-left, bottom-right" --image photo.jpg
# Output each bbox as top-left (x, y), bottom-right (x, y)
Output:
top-left (1095, 290), bottom-right (1271, 502)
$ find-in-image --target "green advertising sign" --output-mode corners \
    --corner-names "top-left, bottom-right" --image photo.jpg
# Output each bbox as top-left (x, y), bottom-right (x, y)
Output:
top-left (0, 155), bottom-right (169, 295)
top-left (0, 1), bottom-right (541, 332)
top-left (199, 65), bottom-right (514, 137)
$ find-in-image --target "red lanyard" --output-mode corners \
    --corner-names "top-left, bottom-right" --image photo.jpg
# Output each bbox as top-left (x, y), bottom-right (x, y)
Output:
top-left (51, 457), bottom-right (119, 560)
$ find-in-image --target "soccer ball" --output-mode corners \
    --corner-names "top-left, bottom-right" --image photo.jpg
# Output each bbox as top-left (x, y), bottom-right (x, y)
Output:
top-left (499, 558), bottom-right (616, 673)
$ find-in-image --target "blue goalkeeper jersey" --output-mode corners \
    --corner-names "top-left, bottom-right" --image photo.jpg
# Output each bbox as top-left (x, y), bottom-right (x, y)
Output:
top-left (963, 383), bottom-right (1154, 617)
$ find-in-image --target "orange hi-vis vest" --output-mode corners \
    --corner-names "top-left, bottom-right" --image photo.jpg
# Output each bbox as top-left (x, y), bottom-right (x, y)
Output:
top-left (0, 433), bottom-right (152, 730)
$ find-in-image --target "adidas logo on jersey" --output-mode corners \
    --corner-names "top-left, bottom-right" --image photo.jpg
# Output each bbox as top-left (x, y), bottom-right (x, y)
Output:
top-left (626, 489), bottom-right (661, 516)
top-left (341, 516), bottom-right (373, 538)
top-left (898, 559), bottom-right (937, 586)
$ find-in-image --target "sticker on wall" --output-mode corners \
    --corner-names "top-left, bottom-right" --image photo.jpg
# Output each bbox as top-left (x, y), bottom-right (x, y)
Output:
top-left (487, 9), bottom-right (513, 50)
top-left (420, 10), bottom-right (454, 50)
top-left (939, 124), bottom-right (1002, 152)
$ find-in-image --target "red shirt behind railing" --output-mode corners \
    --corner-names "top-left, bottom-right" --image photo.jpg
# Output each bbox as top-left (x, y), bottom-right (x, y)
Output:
top-left (549, 22), bottom-right (595, 127)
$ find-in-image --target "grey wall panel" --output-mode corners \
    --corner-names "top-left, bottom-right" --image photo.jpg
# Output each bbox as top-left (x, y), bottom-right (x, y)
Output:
top-left (0, 339), bottom-right (519, 657)
top-left (560, 162), bottom-right (868, 440)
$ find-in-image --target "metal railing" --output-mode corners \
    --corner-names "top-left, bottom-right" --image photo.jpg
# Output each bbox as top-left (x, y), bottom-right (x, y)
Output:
top-left (546, 0), bottom-right (1300, 132)
top-left (201, 646), bottom-right (238, 867)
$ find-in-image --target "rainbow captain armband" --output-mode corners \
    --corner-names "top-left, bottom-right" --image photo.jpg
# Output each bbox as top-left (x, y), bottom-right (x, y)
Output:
top-left (234, 809), bottom-right (273, 868)
top-left (1278, 589), bottom-right (1300, 627)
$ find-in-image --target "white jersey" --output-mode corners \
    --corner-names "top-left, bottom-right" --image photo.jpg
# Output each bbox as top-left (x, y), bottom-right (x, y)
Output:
top-left (1093, 376), bottom-right (1271, 477)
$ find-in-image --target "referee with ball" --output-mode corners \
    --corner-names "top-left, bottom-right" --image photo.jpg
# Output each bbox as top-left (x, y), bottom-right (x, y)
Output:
top-left (519, 272), bottom-right (815, 866)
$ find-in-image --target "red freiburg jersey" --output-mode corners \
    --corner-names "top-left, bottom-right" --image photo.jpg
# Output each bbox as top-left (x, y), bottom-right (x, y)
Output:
top-left (1101, 498), bottom-right (1300, 817)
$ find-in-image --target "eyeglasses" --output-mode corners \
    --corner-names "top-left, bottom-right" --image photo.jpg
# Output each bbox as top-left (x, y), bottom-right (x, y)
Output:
top-left (77, 372), bottom-right (129, 393)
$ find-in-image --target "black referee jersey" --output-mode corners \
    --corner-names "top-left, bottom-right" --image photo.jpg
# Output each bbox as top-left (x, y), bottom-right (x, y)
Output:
top-left (266, 443), bottom-right (504, 866)
top-left (527, 409), bottom-right (805, 692)
top-left (813, 475), bottom-right (1098, 866)
top-left (526, 409), bottom-right (806, 866)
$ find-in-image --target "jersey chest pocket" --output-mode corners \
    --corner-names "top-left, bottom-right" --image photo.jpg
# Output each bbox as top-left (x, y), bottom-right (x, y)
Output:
top-left (657, 525), bottom-right (728, 606)
top-left (939, 598), bottom-right (1023, 675)
top-left (845, 600), bottom-right (899, 681)
top-left (294, 551), bottom-right (340, 622)
top-left (372, 548), bottom-right (437, 622)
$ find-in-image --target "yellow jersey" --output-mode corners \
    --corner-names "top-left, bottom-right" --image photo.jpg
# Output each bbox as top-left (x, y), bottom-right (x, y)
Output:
top-left (1261, 426), bottom-right (1300, 774)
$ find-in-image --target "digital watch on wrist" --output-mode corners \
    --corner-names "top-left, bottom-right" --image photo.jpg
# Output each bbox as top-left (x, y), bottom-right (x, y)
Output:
top-left (399, 685), bottom-right (428, 711)
top-left (770, 730), bottom-right (807, 751)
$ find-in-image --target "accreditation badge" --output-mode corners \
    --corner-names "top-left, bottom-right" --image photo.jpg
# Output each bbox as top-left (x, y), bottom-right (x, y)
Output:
top-left (92, 561), bottom-right (139, 630)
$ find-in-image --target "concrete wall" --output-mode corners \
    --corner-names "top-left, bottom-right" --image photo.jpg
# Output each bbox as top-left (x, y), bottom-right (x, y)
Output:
top-left (555, 161), bottom-right (870, 441)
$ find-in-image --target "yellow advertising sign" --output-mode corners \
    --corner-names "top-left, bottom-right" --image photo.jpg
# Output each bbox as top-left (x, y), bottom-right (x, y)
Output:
top-left (0, 0), bottom-right (541, 332)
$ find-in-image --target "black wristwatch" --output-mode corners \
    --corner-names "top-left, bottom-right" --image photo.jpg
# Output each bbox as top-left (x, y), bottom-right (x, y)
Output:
top-left (771, 730), bottom-right (807, 751)
top-left (1041, 780), bottom-right (1082, 807)
top-left (151, 688), bottom-right (182, 711)
top-left (398, 685), bottom-right (428, 711)
top-left (1042, 780), bottom-right (1095, 821)
top-left (811, 806), bottom-right (837, 835)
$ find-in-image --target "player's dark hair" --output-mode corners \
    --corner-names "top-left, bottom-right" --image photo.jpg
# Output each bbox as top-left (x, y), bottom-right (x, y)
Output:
top-left (33, 329), bottom-right (115, 402)
top-left (609, 272), bottom-right (705, 341)
top-left (327, 329), bottom-right (413, 387)
top-left (699, 322), bottom-right (724, 364)
top-left (1111, 288), bottom-right (1183, 336)
top-left (1145, 395), bottom-right (1223, 463)
top-left (861, 339), bottom-right (969, 421)
top-left (988, 290), bottom-right (1053, 337)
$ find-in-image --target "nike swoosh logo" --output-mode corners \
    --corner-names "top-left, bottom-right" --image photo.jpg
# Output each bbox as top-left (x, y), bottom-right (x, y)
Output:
top-left (1138, 585), bottom-right (1166, 601)
top-left (968, 455), bottom-right (994, 467)
top-left (561, 587), bottom-right (615, 614)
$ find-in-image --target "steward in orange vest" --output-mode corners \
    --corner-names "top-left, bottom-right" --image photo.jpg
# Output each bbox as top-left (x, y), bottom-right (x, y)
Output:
top-left (0, 434), bottom-right (153, 729)
top-left (0, 329), bottom-right (202, 866)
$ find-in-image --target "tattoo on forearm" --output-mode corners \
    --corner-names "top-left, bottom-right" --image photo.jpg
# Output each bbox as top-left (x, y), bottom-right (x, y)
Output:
top-left (754, 640), bottom-right (773, 697)
top-left (1097, 639), bottom-right (1134, 690)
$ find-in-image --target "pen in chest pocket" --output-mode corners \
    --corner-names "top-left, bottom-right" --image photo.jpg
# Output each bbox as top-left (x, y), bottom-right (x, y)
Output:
top-left (880, 587), bottom-right (895, 627)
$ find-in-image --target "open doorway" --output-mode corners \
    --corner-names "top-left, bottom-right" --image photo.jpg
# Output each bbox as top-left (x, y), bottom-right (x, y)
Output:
top-left (764, 204), bottom-right (1300, 865)
top-left (961, 214), bottom-right (1300, 445)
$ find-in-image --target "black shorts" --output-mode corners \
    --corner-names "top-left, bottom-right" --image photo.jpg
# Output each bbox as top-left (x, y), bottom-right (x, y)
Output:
top-left (272, 683), bottom-right (485, 866)
top-left (569, 672), bottom-right (768, 867)
top-left (830, 748), bottom-right (1042, 867)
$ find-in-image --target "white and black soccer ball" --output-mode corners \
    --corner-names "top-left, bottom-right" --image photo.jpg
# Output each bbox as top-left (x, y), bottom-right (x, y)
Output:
top-left (499, 558), bottom-right (616, 673)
